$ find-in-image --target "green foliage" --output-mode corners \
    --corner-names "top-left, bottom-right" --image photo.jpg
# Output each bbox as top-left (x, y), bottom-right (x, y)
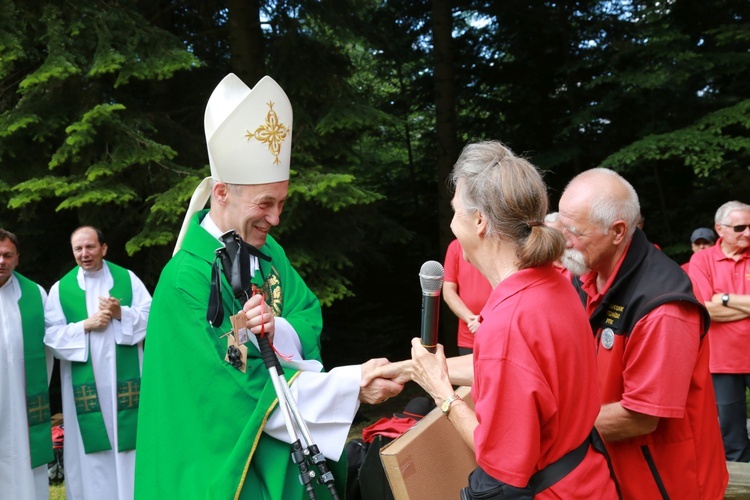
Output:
top-left (2, 0), bottom-right (749, 313)
top-left (0, 0), bottom-right (202, 288)
top-left (127, 173), bottom-right (207, 254)
top-left (0, 113), bottom-right (41, 137)
top-left (601, 98), bottom-right (750, 178)
top-left (289, 171), bottom-right (383, 211)
top-left (49, 103), bottom-right (127, 168)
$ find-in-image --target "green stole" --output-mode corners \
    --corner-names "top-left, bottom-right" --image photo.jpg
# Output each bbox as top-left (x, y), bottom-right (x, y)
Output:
top-left (16, 272), bottom-right (54, 468)
top-left (58, 261), bottom-right (140, 454)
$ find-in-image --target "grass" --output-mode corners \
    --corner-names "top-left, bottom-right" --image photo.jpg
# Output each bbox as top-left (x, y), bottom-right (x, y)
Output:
top-left (50, 484), bottom-right (64, 499)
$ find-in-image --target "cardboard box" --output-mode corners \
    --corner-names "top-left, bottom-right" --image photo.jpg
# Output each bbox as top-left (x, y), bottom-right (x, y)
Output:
top-left (380, 386), bottom-right (476, 499)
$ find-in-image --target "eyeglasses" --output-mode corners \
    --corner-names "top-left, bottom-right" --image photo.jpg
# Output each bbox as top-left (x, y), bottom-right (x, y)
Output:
top-left (720, 224), bottom-right (750, 233)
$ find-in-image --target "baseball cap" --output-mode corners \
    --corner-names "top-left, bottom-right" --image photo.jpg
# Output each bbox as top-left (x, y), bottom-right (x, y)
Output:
top-left (690, 227), bottom-right (716, 243)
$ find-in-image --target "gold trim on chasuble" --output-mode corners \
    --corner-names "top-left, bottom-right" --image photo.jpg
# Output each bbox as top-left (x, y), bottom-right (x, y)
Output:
top-left (256, 266), bottom-right (283, 317)
top-left (234, 370), bottom-right (302, 500)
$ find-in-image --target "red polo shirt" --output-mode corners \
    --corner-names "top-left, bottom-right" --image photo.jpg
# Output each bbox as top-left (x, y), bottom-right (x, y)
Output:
top-left (579, 244), bottom-right (727, 499)
top-left (689, 239), bottom-right (750, 373)
top-left (473, 266), bottom-right (616, 498)
top-left (443, 239), bottom-right (492, 349)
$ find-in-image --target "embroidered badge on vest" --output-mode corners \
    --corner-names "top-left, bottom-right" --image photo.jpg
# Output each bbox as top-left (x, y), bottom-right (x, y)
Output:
top-left (602, 303), bottom-right (625, 330)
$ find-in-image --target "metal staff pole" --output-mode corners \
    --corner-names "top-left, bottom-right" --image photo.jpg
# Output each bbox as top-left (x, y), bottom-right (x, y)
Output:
top-left (252, 284), bottom-right (340, 500)
top-left (256, 332), bottom-right (319, 500)
top-left (274, 362), bottom-right (340, 500)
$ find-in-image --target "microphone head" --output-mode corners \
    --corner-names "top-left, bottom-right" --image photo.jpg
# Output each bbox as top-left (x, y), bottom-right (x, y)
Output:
top-left (419, 260), bottom-right (444, 295)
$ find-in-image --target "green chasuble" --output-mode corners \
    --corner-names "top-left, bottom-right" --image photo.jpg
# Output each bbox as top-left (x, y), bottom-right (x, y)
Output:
top-left (16, 271), bottom-right (54, 467)
top-left (136, 210), bottom-right (345, 499)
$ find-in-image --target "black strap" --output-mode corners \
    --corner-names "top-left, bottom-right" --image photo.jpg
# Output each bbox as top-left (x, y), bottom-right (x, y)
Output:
top-left (529, 428), bottom-right (622, 499)
top-left (527, 433), bottom-right (591, 493)
top-left (207, 256), bottom-right (225, 327)
top-left (207, 230), bottom-right (272, 327)
top-left (461, 428), bottom-right (622, 500)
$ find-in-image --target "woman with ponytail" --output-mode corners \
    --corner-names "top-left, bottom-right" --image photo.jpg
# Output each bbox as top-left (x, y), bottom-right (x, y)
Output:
top-left (374, 141), bottom-right (619, 499)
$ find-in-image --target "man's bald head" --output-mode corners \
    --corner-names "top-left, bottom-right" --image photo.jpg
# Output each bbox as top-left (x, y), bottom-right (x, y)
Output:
top-left (562, 168), bottom-right (640, 238)
top-left (557, 168), bottom-right (641, 278)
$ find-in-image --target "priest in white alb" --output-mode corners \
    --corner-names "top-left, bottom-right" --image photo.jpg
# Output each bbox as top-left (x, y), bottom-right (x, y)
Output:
top-left (44, 226), bottom-right (151, 500)
top-left (0, 229), bottom-right (53, 500)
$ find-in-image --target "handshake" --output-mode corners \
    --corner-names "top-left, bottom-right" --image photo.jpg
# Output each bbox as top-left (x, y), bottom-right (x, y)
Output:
top-left (358, 339), bottom-right (469, 407)
top-left (358, 357), bottom-right (413, 405)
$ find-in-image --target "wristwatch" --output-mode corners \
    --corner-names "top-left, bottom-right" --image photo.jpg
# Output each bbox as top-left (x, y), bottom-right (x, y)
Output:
top-left (441, 393), bottom-right (462, 418)
top-left (722, 293), bottom-right (730, 307)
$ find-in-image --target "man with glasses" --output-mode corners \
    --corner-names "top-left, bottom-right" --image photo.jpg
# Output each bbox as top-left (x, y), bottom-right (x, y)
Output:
top-left (689, 200), bottom-right (750, 461)
top-left (556, 169), bottom-right (726, 498)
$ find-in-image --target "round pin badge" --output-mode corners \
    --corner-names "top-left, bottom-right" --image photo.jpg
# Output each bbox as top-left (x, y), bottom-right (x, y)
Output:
top-left (601, 328), bottom-right (615, 350)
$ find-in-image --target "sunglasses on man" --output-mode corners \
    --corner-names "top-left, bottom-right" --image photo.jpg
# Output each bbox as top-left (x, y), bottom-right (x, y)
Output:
top-left (720, 224), bottom-right (750, 233)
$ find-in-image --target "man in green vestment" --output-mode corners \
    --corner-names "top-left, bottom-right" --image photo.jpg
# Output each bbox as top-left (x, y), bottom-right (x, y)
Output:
top-left (135, 74), bottom-right (402, 500)
top-left (0, 229), bottom-right (53, 500)
top-left (45, 226), bottom-right (152, 500)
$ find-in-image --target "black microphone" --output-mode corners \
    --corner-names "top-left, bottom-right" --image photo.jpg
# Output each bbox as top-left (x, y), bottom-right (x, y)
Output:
top-left (419, 260), bottom-right (444, 353)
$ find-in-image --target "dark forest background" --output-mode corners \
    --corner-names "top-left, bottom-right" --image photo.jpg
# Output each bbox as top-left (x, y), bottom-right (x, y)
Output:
top-left (1, 0), bottom-right (749, 372)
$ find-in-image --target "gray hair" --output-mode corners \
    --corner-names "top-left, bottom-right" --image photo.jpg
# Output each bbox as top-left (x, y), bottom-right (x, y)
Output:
top-left (579, 168), bottom-right (641, 237)
top-left (449, 141), bottom-right (564, 269)
top-left (715, 201), bottom-right (750, 224)
top-left (544, 212), bottom-right (559, 224)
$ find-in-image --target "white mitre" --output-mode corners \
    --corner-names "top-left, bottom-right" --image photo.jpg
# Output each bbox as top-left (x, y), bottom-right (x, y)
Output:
top-left (173, 74), bottom-right (293, 254)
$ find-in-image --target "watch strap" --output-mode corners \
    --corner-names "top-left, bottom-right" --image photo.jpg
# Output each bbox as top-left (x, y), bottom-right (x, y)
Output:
top-left (441, 393), bottom-right (462, 418)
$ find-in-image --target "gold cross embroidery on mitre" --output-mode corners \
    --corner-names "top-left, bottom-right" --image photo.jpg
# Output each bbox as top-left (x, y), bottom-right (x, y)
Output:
top-left (245, 101), bottom-right (290, 165)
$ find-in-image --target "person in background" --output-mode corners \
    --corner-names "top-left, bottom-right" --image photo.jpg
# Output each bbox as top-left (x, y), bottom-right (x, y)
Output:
top-left (558, 168), bottom-right (727, 499)
top-left (135, 74), bottom-right (401, 499)
top-left (44, 226), bottom-right (152, 500)
top-left (544, 212), bottom-right (571, 277)
top-left (442, 238), bottom-right (492, 355)
top-left (688, 201), bottom-right (750, 462)
top-left (0, 229), bottom-right (53, 500)
top-left (680, 227), bottom-right (716, 274)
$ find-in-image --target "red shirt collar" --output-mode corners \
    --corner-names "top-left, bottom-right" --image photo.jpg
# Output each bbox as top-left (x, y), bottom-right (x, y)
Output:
top-left (713, 237), bottom-right (750, 261)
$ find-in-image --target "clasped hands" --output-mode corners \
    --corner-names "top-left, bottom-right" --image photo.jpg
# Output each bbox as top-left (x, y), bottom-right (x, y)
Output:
top-left (240, 297), bottom-right (452, 405)
top-left (84, 296), bottom-right (122, 332)
top-left (360, 338), bottom-right (454, 407)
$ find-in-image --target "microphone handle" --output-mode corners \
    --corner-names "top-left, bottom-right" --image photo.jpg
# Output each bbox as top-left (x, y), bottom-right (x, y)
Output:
top-left (420, 293), bottom-right (440, 353)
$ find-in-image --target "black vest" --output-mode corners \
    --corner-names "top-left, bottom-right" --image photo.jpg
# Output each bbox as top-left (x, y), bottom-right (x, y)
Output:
top-left (573, 228), bottom-right (709, 339)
